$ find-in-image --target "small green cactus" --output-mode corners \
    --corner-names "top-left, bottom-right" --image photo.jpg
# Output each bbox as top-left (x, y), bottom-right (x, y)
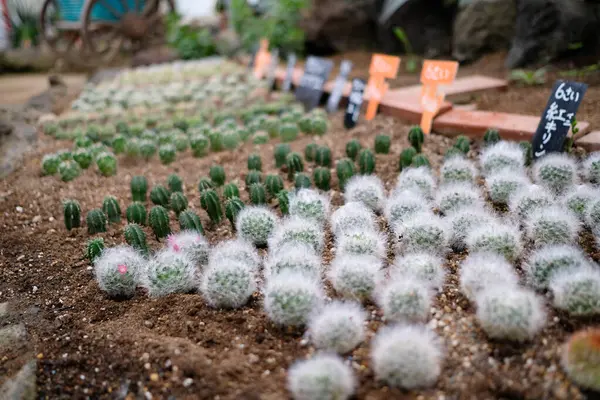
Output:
top-left (358, 148), bottom-right (375, 175)
top-left (279, 123), bottom-right (299, 142)
top-left (96, 152), bottom-right (117, 177)
top-left (374, 135), bottom-right (391, 154)
top-left (126, 202), bottom-right (147, 225)
top-left (304, 143), bottom-right (318, 162)
top-left (315, 146), bottom-right (332, 167)
top-left (198, 177), bottom-right (214, 192)
top-left (277, 190), bottom-right (290, 215)
top-left (252, 131), bottom-right (269, 144)
top-left (124, 223), bottom-right (148, 254)
top-left (86, 208), bottom-right (107, 234)
top-left (408, 126), bottom-right (424, 153)
top-left (125, 138), bottom-right (141, 158)
top-left (222, 130), bottom-right (240, 150)
top-left (345, 139), bottom-right (362, 160)
top-left (295, 173), bottom-right (312, 189)
top-left (85, 237), bottom-right (104, 261)
top-left (286, 152), bottom-right (304, 181)
top-left (209, 165), bottom-right (226, 187)
top-left (56, 149), bottom-right (72, 161)
top-left (150, 185), bottom-right (170, 207)
top-left (42, 153), bottom-right (61, 175)
top-left (225, 197), bottom-right (245, 226)
top-left (223, 182), bottom-right (240, 199)
top-left (454, 135), bottom-right (470, 154)
top-left (170, 192), bottom-right (188, 216)
top-left (412, 154), bottom-right (431, 168)
top-left (190, 134), bottom-right (209, 157)
top-left (245, 170), bottom-right (262, 187)
top-left (250, 183), bottom-right (267, 205)
top-left (139, 139), bottom-right (157, 160)
top-left (247, 154), bottom-right (262, 171)
top-left (336, 158), bottom-right (355, 190)
top-left (73, 148), bottom-right (92, 169)
top-left (265, 116), bottom-right (280, 138)
top-left (298, 114), bottom-right (313, 134)
top-left (158, 144), bottom-right (176, 165)
top-left (265, 174), bottom-right (284, 197)
top-left (179, 210), bottom-right (204, 233)
top-left (130, 176), bottom-right (148, 202)
top-left (209, 132), bottom-right (224, 152)
top-left (58, 160), bottom-right (81, 182)
top-left (200, 189), bottom-right (223, 223)
top-left (313, 167), bottom-right (331, 191)
top-left (236, 206), bottom-right (278, 246)
top-left (149, 205), bottom-right (171, 239)
top-left (166, 174), bottom-right (183, 193)
top-left (311, 117), bottom-right (328, 136)
top-left (102, 196), bottom-right (121, 223)
top-left (274, 144), bottom-right (291, 168)
top-left (483, 128), bottom-right (501, 147)
top-left (533, 154), bottom-right (577, 195)
top-left (63, 199), bottom-right (81, 231)
top-left (444, 147), bottom-right (464, 161)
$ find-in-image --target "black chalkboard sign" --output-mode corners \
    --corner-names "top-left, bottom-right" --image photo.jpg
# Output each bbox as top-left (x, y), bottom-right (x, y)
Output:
top-left (532, 80), bottom-right (587, 159)
top-left (344, 78), bottom-right (366, 129)
top-left (281, 53), bottom-right (297, 92)
top-left (326, 60), bottom-right (353, 113)
top-left (295, 56), bottom-right (334, 111)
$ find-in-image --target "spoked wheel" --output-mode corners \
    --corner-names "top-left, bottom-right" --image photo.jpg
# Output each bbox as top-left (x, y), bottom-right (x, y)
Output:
top-left (80, 0), bottom-right (175, 64)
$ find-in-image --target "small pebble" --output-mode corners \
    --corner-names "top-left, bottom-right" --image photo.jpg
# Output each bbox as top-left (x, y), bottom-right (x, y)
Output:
top-left (150, 373), bottom-right (159, 382)
top-left (16, 206), bottom-right (23, 213)
top-left (248, 354), bottom-right (259, 364)
top-left (183, 378), bottom-right (193, 387)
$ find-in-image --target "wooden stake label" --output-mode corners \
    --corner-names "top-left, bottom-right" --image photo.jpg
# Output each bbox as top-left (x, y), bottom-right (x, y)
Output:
top-left (295, 56), bottom-right (334, 111)
top-left (419, 60), bottom-right (458, 134)
top-left (344, 78), bottom-right (366, 129)
top-left (364, 54), bottom-right (400, 121)
top-left (532, 80), bottom-right (587, 159)
top-left (281, 53), bottom-right (297, 92)
top-left (253, 39), bottom-right (270, 80)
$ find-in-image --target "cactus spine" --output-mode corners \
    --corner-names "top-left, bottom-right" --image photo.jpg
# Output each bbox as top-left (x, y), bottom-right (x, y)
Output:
top-left (124, 223), bottom-right (148, 254)
top-left (200, 189), bottom-right (223, 223)
top-left (179, 210), bottom-right (204, 233)
top-left (63, 199), bottom-right (81, 231)
top-left (86, 208), bottom-right (107, 234)
top-left (130, 176), bottom-right (148, 202)
top-left (149, 205), bottom-right (171, 239)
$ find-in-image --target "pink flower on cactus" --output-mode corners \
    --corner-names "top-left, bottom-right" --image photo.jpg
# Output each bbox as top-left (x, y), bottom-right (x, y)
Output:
top-left (117, 264), bottom-right (128, 275)
top-left (167, 235), bottom-right (181, 252)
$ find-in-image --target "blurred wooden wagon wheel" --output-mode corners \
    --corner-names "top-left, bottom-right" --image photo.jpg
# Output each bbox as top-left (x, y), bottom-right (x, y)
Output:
top-left (80, 0), bottom-right (175, 64)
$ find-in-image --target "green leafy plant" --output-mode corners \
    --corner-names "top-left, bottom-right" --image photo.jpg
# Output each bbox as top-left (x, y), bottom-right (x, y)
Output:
top-left (393, 28), bottom-right (419, 73)
top-left (166, 12), bottom-right (217, 60)
top-left (509, 68), bottom-right (547, 86)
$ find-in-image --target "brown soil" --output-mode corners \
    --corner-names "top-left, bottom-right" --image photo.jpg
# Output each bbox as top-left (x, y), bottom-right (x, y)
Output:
top-left (1, 104), bottom-right (598, 399)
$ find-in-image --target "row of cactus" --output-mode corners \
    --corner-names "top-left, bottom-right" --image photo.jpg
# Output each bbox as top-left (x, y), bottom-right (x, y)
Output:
top-left (42, 149), bottom-right (117, 180)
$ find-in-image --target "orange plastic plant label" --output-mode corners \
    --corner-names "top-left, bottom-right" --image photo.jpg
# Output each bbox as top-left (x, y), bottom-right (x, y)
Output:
top-left (420, 60), bottom-right (458, 85)
top-left (253, 39), bottom-right (271, 79)
top-left (365, 78), bottom-right (388, 121)
top-left (369, 54), bottom-right (401, 79)
top-left (364, 53), bottom-right (400, 121)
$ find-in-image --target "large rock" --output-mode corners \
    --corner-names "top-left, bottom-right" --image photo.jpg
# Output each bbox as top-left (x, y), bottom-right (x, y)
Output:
top-left (506, 0), bottom-right (600, 68)
top-left (452, 0), bottom-right (517, 63)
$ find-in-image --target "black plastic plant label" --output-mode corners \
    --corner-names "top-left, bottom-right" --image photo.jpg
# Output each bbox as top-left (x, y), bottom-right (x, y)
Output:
top-left (295, 56), bottom-right (334, 111)
top-left (532, 80), bottom-right (587, 159)
top-left (326, 60), bottom-right (353, 113)
top-left (281, 53), bottom-right (297, 92)
top-left (344, 78), bottom-right (366, 129)
top-left (266, 49), bottom-right (279, 90)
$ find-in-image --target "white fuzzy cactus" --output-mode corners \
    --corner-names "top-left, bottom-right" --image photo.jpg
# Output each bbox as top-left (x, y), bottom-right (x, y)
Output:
top-left (328, 254), bottom-right (383, 302)
top-left (447, 207), bottom-right (496, 251)
top-left (459, 252), bottom-right (519, 302)
top-left (264, 242), bottom-right (322, 280)
top-left (475, 285), bottom-right (546, 342)
top-left (466, 220), bottom-right (522, 262)
top-left (586, 198), bottom-right (600, 234)
top-left (435, 183), bottom-right (485, 215)
top-left (384, 190), bottom-right (429, 226)
top-left (371, 324), bottom-right (443, 389)
top-left (94, 245), bottom-right (145, 298)
top-left (509, 184), bottom-right (555, 217)
top-left (378, 277), bottom-right (431, 322)
top-left (269, 216), bottom-right (324, 253)
top-left (141, 249), bottom-right (198, 297)
top-left (394, 212), bottom-right (448, 255)
top-left (524, 245), bottom-right (590, 290)
top-left (525, 206), bottom-right (580, 247)
top-left (289, 188), bottom-right (330, 225)
top-left (550, 266), bottom-right (600, 316)
top-left (166, 230), bottom-right (210, 267)
top-left (480, 141), bottom-right (525, 176)
top-left (263, 270), bottom-right (324, 326)
top-left (562, 184), bottom-right (598, 220)
top-left (330, 201), bottom-right (378, 238)
top-left (533, 153), bottom-right (578, 194)
top-left (236, 206), bottom-right (278, 247)
top-left (486, 170), bottom-right (530, 205)
top-left (390, 252), bottom-right (445, 289)
top-left (582, 151), bottom-right (600, 184)
top-left (395, 167), bottom-right (436, 199)
top-left (335, 228), bottom-right (387, 259)
top-left (287, 353), bottom-right (356, 400)
top-left (209, 238), bottom-right (261, 271)
top-left (200, 260), bottom-right (257, 308)
top-left (343, 175), bottom-right (385, 212)
top-left (440, 156), bottom-right (477, 184)
top-left (308, 301), bottom-right (366, 354)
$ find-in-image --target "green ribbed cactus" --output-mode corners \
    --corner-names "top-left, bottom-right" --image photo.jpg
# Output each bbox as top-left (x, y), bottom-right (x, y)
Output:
top-left (265, 116), bottom-right (280, 138)
top-left (336, 158), bottom-right (355, 190)
top-left (198, 177), bottom-right (214, 192)
top-left (149, 205), bottom-right (171, 239)
top-left (86, 237), bottom-right (104, 261)
top-left (519, 141), bottom-right (533, 166)
top-left (102, 196), bottom-right (121, 223)
top-left (315, 146), bottom-right (332, 167)
top-left (190, 134), bottom-right (209, 157)
top-left (408, 126), bottom-right (424, 153)
top-left (210, 165), bottom-right (226, 186)
top-left (223, 182), bottom-right (240, 199)
top-left (159, 144), bottom-right (176, 165)
top-left (298, 114), bottom-right (313, 134)
top-left (399, 147), bottom-right (417, 171)
top-left (225, 197), bottom-right (245, 226)
top-left (295, 173), bottom-right (312, 189)
top-left (412, 154), bottom-right (431, 168)
top-left (139, 139), bottom-right (157, 160)
top-left (280, 123), bottom-right (299, 142)
top-left (63, 199), bottom-right (81, 231)
top-left (170, 192), bottom-right (188, 216)
top-left (305, 143), bottom-right (318, 162)
top-left (358, 149), bottom-right (375, 174)
top-left (454, 135), bottom-right (470, 154)
top-left (483, 128), bottom-right (501, 147)
top-left (96, 152), bottom-right (117, 176)
top-left (150, 185), bottom-right (170, 207)
top-left (286, 152), bottom-right (304, 181)
top-left (311, 117), bottom-right (328, 136)
top-left (444, 147), bottom-right (464, 160)
top-left (374, 135), bottom-right (391, 154)
top-left (277, 190), bottom-right (290, 215)
top-left (346, 139), bottom-right (362, 160)
top-left (179, 209), bottom-right (204, 233)
top-left (86, 209), bottom-right (107, 234)
top-left (265, 174), bottom-right (284, 197)
top-left (124, 223), bottom-right (148, 255)
top-left (125, 138), bottom-right (141, 158)
top-left (246, 170), bottom-right (262, 187)
top-left (275, 143), bottom-right (291, 168)
top-left (42, 153), bottom-right (61, 175)
top-left (74, 134), bottom-right (92, 148)
top-left (313, 167), bottom-right (331, 191)
top-left (200, 189), bottom-right (222, 223)
top-left (250, 183), bottom-right (267, 205)
top-left (252, 131), bottom-right (269, 144)
top-left (247, 154), bottom-right (262, 171)
top-left (126, 202), bottom-right (146, 225)
top-left (167, 174), bottom-right (183, 193)
top-left (73, 148), bottom-right (92, 169)
top-left (130, 176), bottom-right (148, 202)
top-left (58, 160), bottom-right (81, 182)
